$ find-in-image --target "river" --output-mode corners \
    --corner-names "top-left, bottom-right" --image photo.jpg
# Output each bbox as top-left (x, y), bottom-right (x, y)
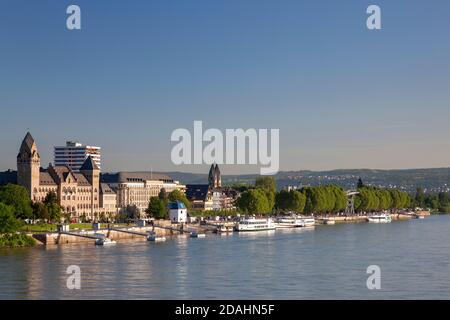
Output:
top-left (1, 215), bottom-right (450, 299)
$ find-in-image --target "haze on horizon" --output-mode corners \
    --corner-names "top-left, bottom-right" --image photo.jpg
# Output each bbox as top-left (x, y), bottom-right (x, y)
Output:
top-left (1, 0), bottom-right (449, 175)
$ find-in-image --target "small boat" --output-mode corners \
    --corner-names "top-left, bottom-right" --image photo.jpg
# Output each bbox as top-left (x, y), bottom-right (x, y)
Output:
top-left (415, 215), bottom-right (425, 220)
top-left (300, 217), bottom-right (316, 227)
top-left (322, 218), bottom-right (336, 225)
top-left (147, 232), bottom-right (166, 242)
top-left (367, 214), bottom-right (392, 223)
top-left (274, 217), bottom-right (305, 228)
top-left (235, 217), bottom-right (276, 232)
top-left (95, 236), bottom-right (117, 246)
top-left (190, 232), bottom-right (206, 238)
top-left (214, 225), bottom-right (232, 233)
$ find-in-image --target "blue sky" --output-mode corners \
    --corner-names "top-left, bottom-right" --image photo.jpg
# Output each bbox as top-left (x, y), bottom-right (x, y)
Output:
top-left (1, 0), bottom-right (449, 174)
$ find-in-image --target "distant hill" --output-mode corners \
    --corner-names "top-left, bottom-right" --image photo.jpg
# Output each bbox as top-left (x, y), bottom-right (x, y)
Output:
top-left (165, 168), bottom-right (450, 193)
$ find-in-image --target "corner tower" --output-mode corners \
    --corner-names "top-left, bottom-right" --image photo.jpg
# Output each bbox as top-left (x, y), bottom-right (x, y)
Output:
top-left (17, 132), bottom-right (40, 198)
top-left (80, 156), bottom-right (100, 217)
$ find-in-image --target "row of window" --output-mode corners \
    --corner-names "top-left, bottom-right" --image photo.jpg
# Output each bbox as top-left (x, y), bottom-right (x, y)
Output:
top-left (61, 195), bottom-right (97, 201)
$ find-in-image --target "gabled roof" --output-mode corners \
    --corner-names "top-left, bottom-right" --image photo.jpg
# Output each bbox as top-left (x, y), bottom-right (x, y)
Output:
top-left (80, 156), bottom-right (100, 171)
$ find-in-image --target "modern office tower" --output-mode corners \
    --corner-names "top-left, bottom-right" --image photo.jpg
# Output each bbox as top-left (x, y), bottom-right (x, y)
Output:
top-left (54, 141), bottom-right (101, 171)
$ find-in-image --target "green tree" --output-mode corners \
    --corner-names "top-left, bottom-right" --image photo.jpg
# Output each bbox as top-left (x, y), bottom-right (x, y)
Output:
top-left (255, 176), bottom-right (276, 194)
top-left (229, 183), bottom-right (251, 192)
top-left (158, 188), bottom-right (168, 201)
top-left (236, 189), bottom-right (271, 214)
top-left (0, 203), bottom-right (20, 234)
top-left (415, 187), bottom-right (426, 208)
top-left (255, 177), bottom-right (276, 212)
top-left (32, 202), bottom-right (49, 221)
top-left (168, 190), bottom-right (191, 209)
top-left (275, 189), bottom-right (290, 211)
top-left (145, 197), bottom-right (167, 219)
top-left (43, 191), bottom-right (61, 223)
top-left (275, 190), bottom-right (306, 213)
top-left (0, 184), bottom-right (32, 219)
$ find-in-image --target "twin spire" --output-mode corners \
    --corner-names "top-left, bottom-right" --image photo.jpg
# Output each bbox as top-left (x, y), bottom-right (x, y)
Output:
top-left (208, 163), bottom-right (221, 188)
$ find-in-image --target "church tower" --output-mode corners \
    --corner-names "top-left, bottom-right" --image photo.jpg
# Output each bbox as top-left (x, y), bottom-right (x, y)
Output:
top-left (208, 164), bottom-right (216, 188)
top-left (17, 132), bottom-right (40, 198)
top-left (214, 164), bottom-right (221, 188)
top-left (208, 163), bottom-right (221, 189)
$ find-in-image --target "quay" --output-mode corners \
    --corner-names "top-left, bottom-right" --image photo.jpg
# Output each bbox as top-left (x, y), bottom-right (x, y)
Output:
top-left (28, 211), bottom-right (431, 245)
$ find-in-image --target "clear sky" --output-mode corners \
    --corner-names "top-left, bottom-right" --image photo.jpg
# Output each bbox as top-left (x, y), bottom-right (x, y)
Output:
top-left (1, 0), bottom-right (449, 174)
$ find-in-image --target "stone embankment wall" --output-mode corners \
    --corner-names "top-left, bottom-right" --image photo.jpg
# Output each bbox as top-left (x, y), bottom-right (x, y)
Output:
top-left (33, 221), bottom-right (184, 245)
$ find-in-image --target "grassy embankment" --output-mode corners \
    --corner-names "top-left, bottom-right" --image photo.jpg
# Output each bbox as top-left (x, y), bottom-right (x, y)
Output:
top-left (0, 233), bottom-right (36, 248)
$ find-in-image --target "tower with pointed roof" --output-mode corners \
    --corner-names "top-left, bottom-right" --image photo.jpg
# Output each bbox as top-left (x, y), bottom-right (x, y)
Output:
top-left (17, 132), bottom-right (40, 197)
top-left (208, 163), bottom-right (221, 189)
top-left (80, 156), bottom-right (100, 217)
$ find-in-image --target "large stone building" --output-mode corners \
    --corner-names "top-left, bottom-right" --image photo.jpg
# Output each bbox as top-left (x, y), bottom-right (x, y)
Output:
top-left (101, 172), bottom-right (185, 215)
top-left (15, 132), bottom-right (114, 221)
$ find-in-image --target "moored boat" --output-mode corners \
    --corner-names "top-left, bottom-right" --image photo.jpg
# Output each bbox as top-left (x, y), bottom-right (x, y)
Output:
top-left (95, 234), bottom-right (117, 246)
top-left (190, 231), bottom-right (206, 238)
top-left (367, 213), bottom-right (392, 223)
top-left (274, 217), bottom-right (305, 228)
top-left (235, 217), bottom-right (276, 232)
top-left (322, 218), bottom-right (336, 225)
top-left (300, 217), bottom-right (316, 227)
top-left (147, 232), bottom-right (166, 242)
top-left (214, 225), bottom-right (233, 233)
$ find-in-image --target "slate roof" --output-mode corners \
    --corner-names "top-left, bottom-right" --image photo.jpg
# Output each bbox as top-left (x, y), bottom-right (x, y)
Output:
top-left (168, 201), bottom-right (186, 210)
top-left (185, 184), bottom-right (211, 201)
top-left (79, 156), bottom-right (100, 171)
top-left (101, 171), bottom-right (173, 184)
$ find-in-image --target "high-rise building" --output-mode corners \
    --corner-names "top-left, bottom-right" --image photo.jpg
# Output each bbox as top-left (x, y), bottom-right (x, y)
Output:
top-left (17, 132), bottom-right (106, 221)
top-left (54, 141), bottom-right (101, 171)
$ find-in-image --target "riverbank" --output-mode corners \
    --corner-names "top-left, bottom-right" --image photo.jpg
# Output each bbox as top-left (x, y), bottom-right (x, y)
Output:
top-left (24, 211), bottom-right (433, 246)
top-left (0, 233), bottom-right (36, 248)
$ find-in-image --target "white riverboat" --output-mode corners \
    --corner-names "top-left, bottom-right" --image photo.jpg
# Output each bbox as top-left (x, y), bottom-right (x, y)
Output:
top-left (367, 213), bottom-right (392, 223)
top-left (147, 232), bottom-right (166, 242)
top-left (274, 217), bottom-right (305, 228)
top-left (235, 217), bottom-right (276, 232)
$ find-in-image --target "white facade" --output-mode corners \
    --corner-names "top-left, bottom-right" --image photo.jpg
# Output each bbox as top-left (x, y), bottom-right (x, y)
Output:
top-left (54, 141), bottom-right (101, 171)
top-left (169, 201), bottom-right (187, 223)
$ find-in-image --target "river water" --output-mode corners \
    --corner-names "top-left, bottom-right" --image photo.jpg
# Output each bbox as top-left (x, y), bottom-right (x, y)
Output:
top-left (1, 215), bottom-right (450, 299)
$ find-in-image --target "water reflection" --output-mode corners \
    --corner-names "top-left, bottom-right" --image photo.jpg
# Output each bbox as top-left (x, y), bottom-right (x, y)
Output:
top-left (2, 215), bottom-right (450, 299)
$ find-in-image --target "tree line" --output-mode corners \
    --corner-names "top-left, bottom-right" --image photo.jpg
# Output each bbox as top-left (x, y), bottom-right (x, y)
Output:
top-left (234, 177), bottom-right (415, 215)
top-left (0, 184), bottom-right (62, 232)
top-left (413, 187), bottom-right (450, 213)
